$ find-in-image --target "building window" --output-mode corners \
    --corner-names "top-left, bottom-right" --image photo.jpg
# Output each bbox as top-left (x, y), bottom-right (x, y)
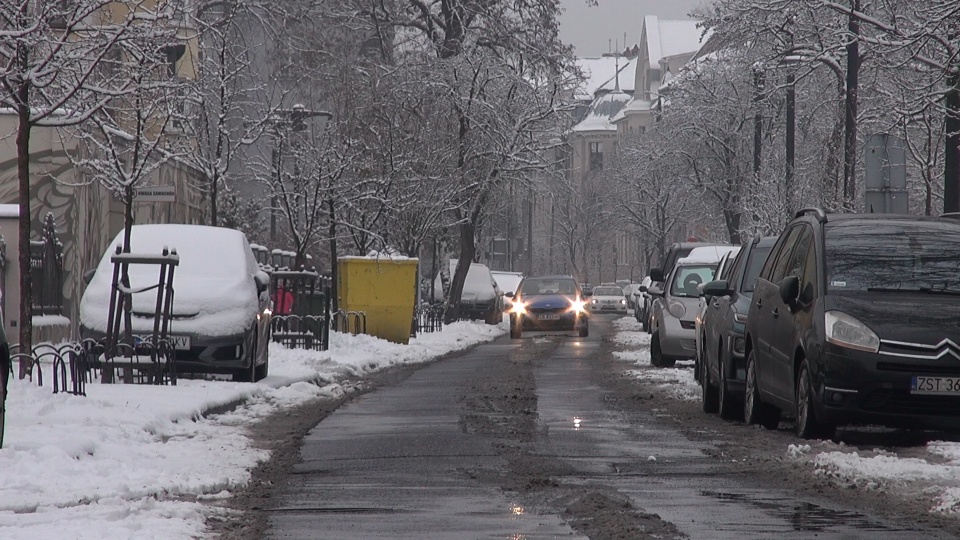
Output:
top-left (589, 142), bottom-right (603, 171)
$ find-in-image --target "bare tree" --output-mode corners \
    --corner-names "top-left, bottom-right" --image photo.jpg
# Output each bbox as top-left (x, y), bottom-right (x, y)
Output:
top-left (0, 0), bottom-right (149, 354)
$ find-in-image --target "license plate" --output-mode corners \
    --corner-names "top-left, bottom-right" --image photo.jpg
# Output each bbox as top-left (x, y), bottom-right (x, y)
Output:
top-left (168, 335), bottom-right (192, 350)
top-left (911, 376), bottom-right (960, 395)
top-left (537, 313), bottom-right (560, 321)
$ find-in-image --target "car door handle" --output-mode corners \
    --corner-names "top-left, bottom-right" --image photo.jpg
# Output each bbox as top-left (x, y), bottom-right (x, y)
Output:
top-left (711, 301), bottom-right (720, 309)
top-left (755, 299), bottom-right (763, 309)
top-left (771, 307), bottom-right (779, 319)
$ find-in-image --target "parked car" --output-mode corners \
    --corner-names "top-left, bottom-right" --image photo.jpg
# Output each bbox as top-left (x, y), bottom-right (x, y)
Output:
top-left (79, 224), bottom-right (272, 382)
top-left (623, 283), bottom-right (642, 310)
top-left (508, 275), bottom-right (589, 339)
top-left (697, 236), bottom-right (776, 419)
top-left (693, 248), bottom-right (742, 382)
top-left (649, 245), bottom-right (738, 367)
top-left (644, 242), bottom-right (726, 334)
top-left (0, 308), bottom-right (8, 448)
top-left (492, 270), bottom-right (524, 313)
top-left (434, 260), bottom-right (503, 324)
top-left (634, 275), bottom-right (652, 329)
top-left (745, 209), bottom-right (960, 438)
top-left (589, 285), bottom-right (628, 313)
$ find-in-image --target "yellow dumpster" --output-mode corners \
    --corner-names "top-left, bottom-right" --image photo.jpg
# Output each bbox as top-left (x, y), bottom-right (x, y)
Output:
top-left (338, 256), bottom-right (419, 344)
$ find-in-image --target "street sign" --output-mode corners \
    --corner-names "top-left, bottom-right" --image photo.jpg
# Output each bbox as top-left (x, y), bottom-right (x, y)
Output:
top-left (136, 185), bottom-right (176, 203)
top-left (864, 133), bottom-right (908, 213)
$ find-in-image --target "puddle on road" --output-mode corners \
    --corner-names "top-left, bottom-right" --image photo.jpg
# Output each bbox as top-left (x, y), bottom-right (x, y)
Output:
top-left (701, 490), bottom-right (903, 532)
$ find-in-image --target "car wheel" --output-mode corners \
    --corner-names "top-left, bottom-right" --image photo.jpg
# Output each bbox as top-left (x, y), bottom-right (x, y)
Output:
top-left (796, 359), bottom-right (834, 440)
top-left (579, 321), bottom-right (589, 338)
top-left (650, 331), bottom-right (675, 368)
top-left (701, 359), bottom-right (719, 414)
top-left (255, 344), bottom-right (269, 382)
top-left (718, 352), bottom-right (740, 420)
top-left (744, 350), bottom-right (780, 429)
top-left (510, 317), bottom-right (522, 339)
top-left (233, 328), bottom-right (258, 383)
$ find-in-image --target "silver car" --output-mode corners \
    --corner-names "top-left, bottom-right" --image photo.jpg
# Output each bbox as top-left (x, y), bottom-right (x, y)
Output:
top-left (649, 261), bottom-right (722, 367)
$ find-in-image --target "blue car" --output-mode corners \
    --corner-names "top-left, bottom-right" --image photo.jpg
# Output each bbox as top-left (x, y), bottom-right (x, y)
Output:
top-left (507, 275), bottom-right (589, 339)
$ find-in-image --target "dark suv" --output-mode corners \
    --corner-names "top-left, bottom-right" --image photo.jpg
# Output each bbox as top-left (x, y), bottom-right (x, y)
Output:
top-left (744, 209), bottom-right (960, 438)
top-left (699, 236), bottom-right (775, 419)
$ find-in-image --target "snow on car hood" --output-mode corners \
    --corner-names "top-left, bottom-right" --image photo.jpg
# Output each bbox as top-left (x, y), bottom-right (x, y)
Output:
top-left (79, 224), bottom-right (260, 338)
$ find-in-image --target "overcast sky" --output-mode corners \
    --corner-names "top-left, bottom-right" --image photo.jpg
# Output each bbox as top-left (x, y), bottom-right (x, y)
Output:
top-left (559, 0), bottom-right (710, 57)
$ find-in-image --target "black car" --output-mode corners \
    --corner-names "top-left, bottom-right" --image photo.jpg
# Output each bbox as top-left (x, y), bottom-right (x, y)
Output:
top-left (508, 275), bottom-right (589, 339)
top-left (699, 236), bottom-right (775, 419)
top-left (0, 312), bottom-right (8, 448)
top-left (744, 208), bottom-right (960, 438)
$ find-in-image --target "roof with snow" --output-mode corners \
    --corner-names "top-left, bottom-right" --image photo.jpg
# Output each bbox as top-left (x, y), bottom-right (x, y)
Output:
top-left (573, 56), bottom-right (622, 101)
top-left (596, 57), bottom-right (637, 94)
top-left (571, 90), bottom-right (632, 133)
top-left (642, 16), bottom-right (705, 69)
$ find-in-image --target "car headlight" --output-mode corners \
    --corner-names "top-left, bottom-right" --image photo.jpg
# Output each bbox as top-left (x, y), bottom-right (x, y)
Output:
top-left (825, 310), bottom-right (879, 353)
top-left (668, 299), bottom-right (686, 319)
top-left (569, 298), bottom-right (588, 314)
top-left (511, 301), bottom-right (527, 315)
top-left (620, 299), bottom-right (626, 305)
top-left (591, 298), bottom-right (599, 304)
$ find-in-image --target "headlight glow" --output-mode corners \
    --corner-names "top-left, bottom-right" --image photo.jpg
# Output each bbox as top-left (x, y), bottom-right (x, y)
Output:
top-left (569, 298), bottom-right (588, 314)
top-left (511, 301), bottom-right (527, 315)
top-left (825, 310), bottom-right (879, 353)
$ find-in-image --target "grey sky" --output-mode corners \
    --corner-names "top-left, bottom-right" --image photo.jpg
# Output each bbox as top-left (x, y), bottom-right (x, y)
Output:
top-left (559, 0), bottom-right (710, 57)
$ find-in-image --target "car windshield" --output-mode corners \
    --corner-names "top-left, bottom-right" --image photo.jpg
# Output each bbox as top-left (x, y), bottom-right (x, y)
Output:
top-left (826, 220), bottom-right (960, 293)
top-left (670, 265), bottom-right (717, 298)
top-left (741, 245), bottom-right (772, 293)
top-left (593, 287), bottom-right (623, 296)
top-left (519, 278), bottom-right (577, 296)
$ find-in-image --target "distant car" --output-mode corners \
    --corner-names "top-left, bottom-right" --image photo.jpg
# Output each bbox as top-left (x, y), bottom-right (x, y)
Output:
top-left (622, 283), bottom-right (642, 310)
top-left (634, 275), bottom-right (653, 329)
top-left (745, 209), bottom-right (960, 438)
top-left (79, 224), bottom-right (272, 382)
top-left (434, 260), bottom-right (503, 324)
top-left (697, 236), bottom-right (775, 419)
top-left (589, 285), bottom-right (628, 313)
top-left (508, 275), bottom-right (589, 338)
top-left (649, 245), bottom-right (738, 367)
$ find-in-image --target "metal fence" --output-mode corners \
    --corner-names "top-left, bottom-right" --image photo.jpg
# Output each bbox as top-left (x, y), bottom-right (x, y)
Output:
top-left (9, 341), bottom-right (100, 397)
top-left (30, 213), bottom-right (65, 317)
top-left (413, 303), bottom-right (445, 334)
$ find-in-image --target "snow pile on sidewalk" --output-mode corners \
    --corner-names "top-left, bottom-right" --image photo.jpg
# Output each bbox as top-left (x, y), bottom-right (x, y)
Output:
top-left (0, 321), bottom-right (504, 539)
top-left (612, 316), bottom-right (699, 401)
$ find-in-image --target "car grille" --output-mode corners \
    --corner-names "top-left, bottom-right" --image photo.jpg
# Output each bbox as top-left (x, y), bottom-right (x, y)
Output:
top-left (860, 389), bottom-right (960, 416)
top-left (680, 320), bottom-right (695, 330)
top-left (876, 362), bottom-right (960, 377)
top-left (879, 338), bottom-right (960, 361)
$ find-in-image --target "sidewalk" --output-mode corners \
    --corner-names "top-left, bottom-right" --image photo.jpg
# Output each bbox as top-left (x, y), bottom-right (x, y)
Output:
top-left (0, 321), bottom-right (506, 539)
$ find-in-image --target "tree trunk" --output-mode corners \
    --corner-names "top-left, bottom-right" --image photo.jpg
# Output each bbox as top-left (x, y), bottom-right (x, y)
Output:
top-left (16, 95), bottom-right (32, 376)
top-left (945, 74), bottom-right (960, 214)
top-left (328, 199), bottom-right (339, 313)
top-left (444, 220), bottom-right (476, 324)
top-left (843, 0), bottom-right (861, 211)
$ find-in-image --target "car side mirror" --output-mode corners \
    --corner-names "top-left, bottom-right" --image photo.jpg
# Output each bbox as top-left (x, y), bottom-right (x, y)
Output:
top-left (254, 270), bottom-right (271, 293)
top-left (505, 292), bottom-right (514, 298)
top-left (778, 275), bottom-right (800, 306)
top-left (638, 285), bottom-right (648, 293)
top-left (649, 268), bottom-right (664, 283)
top-left (583, 290), bottom-right (593, 298)
top-left (702, 280), bottom-right (731, 298)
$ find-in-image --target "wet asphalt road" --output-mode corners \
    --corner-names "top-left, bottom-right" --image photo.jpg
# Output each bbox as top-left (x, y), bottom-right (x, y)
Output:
top-left (265, 315), bottom-right (951, 539)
